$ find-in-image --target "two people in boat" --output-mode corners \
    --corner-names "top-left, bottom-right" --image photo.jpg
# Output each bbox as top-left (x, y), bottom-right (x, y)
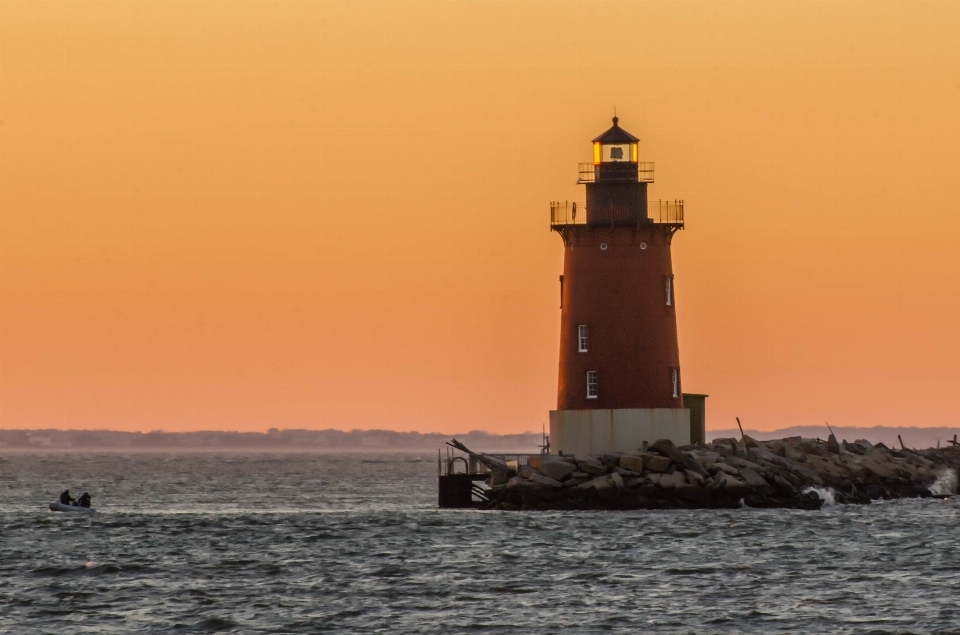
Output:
top-left (59, 490), bottom-right (92, 508)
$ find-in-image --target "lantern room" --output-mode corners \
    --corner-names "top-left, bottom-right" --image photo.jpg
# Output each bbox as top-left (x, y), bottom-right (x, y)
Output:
top-left (591, 116), bottom-right (640, 182)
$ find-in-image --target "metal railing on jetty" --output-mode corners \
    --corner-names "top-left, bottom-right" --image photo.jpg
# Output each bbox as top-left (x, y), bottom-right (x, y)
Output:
top-left (549, 200), bottom-right (684, 229)
top-left (439, 441), bottom-right (534, 478)
top-left (438, 439), bottom-right (543, 508)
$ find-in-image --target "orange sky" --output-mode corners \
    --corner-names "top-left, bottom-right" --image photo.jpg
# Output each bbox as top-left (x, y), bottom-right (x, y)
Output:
top-left (2, 1), bottom-right (960, 434)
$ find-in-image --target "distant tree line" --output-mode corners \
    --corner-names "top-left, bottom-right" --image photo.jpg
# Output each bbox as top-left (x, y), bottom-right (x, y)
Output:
top-left (709, 426), bottom-right (960, 451)
top-left (2, 425), bottom-right (955, 452)
top-left (0, 428), bottom-right (543, 451)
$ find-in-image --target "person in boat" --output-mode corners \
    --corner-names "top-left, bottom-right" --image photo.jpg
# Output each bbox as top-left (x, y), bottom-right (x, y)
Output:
top-left (77, 493), bottom-right (91, 508)
top-left (59, 490), bottom-right (76, 506)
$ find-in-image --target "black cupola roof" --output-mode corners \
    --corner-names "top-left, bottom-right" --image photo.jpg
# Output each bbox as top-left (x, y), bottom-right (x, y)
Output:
top-left (592, 116), bottom-right (639, 143)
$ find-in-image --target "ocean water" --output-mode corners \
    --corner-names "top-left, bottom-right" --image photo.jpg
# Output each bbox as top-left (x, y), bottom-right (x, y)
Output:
top-left (2, 452), bottom-right (959, 634)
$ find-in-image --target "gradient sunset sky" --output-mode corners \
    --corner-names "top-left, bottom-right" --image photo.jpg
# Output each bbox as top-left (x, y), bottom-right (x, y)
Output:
top-left (2, 1), bottom-right (960, 433)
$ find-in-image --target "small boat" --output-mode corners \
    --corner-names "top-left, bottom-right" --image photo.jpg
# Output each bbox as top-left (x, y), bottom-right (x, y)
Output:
top-left (49, 502), bottom-right (96, 513)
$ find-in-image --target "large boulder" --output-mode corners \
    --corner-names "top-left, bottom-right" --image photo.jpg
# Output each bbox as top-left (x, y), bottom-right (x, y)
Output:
top-left (685, 470), bottom-right (706, 486)
top-left (749, 447), bottom-right (779, 464)
top-left (651, 438), bottom-right (682, 458)
top-left (578, 475), bottom-right (613, 491)
top-left (519, 465), bottom-right (543, 479)
top-left (505, 476), bottom-right (524, 489)
top-left (650, 439), bottom-right (709, 476)
top-left (527, 473), bottom-right (563, 488)
top-left (727, 456), bottom-right (762, 470)
top-left (842, 440), bottom-right (866, 455)
top-left (785, 445), bottom-right (807, 463)
top-left (564, 476), bottom-right (589, 488)
top-left (577, 456), bottom-right (607, 475)
top-left (805, 455), bottom-right (851, 480)
top-left (541, 459), bottom-right (577, 482)
top-left (790, 463), bottom-right (825, 485)
top-left (906, 453), bottom-right (935, 470)
top-left (659, 471), bottom-right (687, 489)
top-left (601, 453), bottom-right (622, 469)
top-left (610, 472), bottom-right (624, 489)
top-left (713, 472), bottom-right (749, 491)
top-left (860, 457), bottom-right (898, 480)
top-left (771, 474), bottom-right (798, 495)
top-left (529, 454), bottom-right (575, 470)
top-left (738, 467), bottom-right (769, 489)
top-left (680, 454), bottom-right (710, 477)
top-left (713, 462), bottom-right (739, 476)
top-left (619, 455), bottom-right (645, 473)
top-left (690, 450), bottom-right (721, 470)
top-left (640, 454), bottom-right (672, 473)
top-left (894, 460), bottom-right (926, 482)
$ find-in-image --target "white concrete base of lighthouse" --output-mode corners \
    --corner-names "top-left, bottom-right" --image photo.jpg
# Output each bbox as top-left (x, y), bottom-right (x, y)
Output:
top-left (549, 408), bottom-right (691, 456)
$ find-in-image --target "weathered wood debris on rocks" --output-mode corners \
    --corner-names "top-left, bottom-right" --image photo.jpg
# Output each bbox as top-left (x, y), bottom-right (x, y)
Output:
top-left (485, 435), bottom-right (960, 511)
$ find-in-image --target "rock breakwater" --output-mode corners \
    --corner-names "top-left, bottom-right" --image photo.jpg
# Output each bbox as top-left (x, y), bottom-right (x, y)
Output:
top-left (485, 436), bottom-right (960, 511)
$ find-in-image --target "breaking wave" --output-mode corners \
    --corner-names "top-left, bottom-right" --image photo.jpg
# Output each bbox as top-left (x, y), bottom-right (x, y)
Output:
top-left (802, 487), bottom-right (837, 506)
top-left (929, 468), bottom-right (958, 496)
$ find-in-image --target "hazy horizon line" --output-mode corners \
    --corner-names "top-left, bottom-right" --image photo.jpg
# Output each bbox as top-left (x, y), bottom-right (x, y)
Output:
top-left (2, 424), bottom-right (957, 435)
top-left (3, 424), bottom-right (957, 452)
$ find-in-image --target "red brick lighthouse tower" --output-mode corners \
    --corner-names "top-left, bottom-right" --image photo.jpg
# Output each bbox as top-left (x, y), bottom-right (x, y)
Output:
top-left (549, 117), bottom-right (701, 455)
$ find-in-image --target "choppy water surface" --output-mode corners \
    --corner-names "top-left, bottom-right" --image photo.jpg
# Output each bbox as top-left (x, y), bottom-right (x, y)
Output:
top-left (2, 452), bottom-right (958, 634)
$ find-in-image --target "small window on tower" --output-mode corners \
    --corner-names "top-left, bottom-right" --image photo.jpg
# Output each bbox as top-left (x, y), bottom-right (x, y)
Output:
top-left (665, 276), bottom-right (673, 307)
top-left (586, 371), bottom-right (598, 399)
top-left (577, 325), bottom-right (588, 353)
top-left (671, 368), bottom-right (680, 399)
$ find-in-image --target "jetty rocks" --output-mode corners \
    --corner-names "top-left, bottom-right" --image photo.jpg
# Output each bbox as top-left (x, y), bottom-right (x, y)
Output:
top-left (485, 436), bottom-right (960, 511)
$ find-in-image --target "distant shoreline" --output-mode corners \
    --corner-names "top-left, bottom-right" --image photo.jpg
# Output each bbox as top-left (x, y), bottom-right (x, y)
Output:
top-left (0, 447), bottom-right (457, 454)
top-left (708, 425), bottom-right (959, 451)
top-left (0, 428), bottom-right (544, 452)
top-left (1, 425), bottom-right (957, 453)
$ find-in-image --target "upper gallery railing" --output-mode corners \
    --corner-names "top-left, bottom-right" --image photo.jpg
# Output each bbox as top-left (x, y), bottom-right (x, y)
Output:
top-left (647, 199), bottom-right (684, 225)
top-left (550, 199), bottom-right (684, 229)
top-left (578, 162), bottom-right (655, 184)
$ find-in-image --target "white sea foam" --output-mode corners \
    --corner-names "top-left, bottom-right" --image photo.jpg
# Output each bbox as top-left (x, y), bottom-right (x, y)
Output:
top-left (802, 487), bottom-right (837, 507)
top-left (928, 469), bottom-right (957, 496)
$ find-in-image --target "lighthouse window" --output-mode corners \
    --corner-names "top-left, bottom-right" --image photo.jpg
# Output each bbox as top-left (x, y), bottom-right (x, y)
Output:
top-left (586, 371), bottom-right (598, 399)
top-left (665, 276), bottom-right (673, 306)
top-left (671, 368), bottom-right (680, 399)
top-left (577, 325), bottom-right (589, 352)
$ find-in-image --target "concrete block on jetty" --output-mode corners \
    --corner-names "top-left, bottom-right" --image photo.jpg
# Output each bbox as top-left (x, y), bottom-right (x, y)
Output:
top-left (479, 435), bottom-right (960, 511)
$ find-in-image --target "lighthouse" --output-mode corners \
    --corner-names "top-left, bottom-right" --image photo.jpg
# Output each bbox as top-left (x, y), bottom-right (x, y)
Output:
top-left (548, 117), bottom-right (703, 455)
